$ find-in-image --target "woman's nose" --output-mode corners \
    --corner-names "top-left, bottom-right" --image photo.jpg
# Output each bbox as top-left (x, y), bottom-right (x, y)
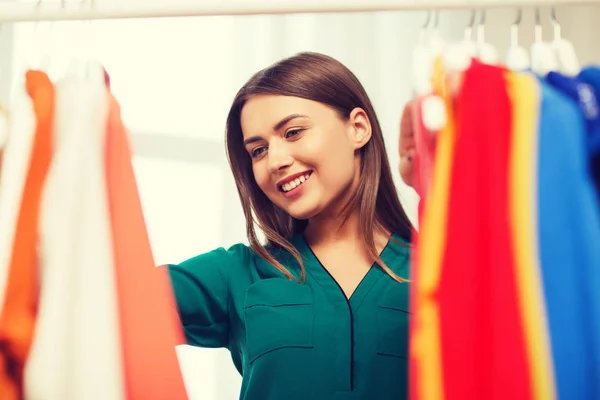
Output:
top-left (267, 142), bottom-right (294, 173)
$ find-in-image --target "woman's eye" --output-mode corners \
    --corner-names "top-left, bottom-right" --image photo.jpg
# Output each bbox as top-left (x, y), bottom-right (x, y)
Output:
top-left (285, 129), bottom-right (304, 139)
top-left (251, 147), bottom-right (267, 158)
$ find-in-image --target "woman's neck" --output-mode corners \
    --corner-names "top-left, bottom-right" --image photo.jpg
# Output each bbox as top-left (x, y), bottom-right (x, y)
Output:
top-left (304, 211), bottom-right (361, 246)
top-left (304, 210), bottom-right (390, 249)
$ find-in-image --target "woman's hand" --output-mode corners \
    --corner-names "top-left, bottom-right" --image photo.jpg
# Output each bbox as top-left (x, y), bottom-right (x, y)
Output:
top-left (399, 99), bottom-right (416, 188)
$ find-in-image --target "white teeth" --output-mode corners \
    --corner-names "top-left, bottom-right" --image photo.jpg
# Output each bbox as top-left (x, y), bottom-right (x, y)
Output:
top-left (281, 173), bottom-right (312, 192)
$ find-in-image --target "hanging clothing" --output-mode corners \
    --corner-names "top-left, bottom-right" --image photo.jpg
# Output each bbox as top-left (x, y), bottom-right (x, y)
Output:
top-left (411, 55), bottom-right (600, 400)
top-left (0, 71), bottom-right (54, 400)
top-left (0, 79), bottom-right (36, 329)
top-left (410, 57), bottom-right (456, 400)
top-left (439, 62), bottom-right (532, 399)
top-left (105, 92), bottom-right (188, 400)
top-left (166, 233), bottom-right (410, 400)
top-left (536, 77), bottom-right (600, 399)
top-left (23, 76), bottom-right (189, 400)
top-left (23, 76), bottom-right (125, 400)
top-left (506, 72), bottom-right (555, 400)
top-left (574, 66), bottom-right (600, 200)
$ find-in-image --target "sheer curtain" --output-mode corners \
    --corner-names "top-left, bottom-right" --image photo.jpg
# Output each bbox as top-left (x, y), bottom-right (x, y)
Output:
top-left (5, 4), bottom-right (600, 399)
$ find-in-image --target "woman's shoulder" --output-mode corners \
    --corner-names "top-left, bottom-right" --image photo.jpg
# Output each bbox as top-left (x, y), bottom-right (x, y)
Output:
top-left (389, 232), bottom-right (412, 254)
top-left (171, 242), bottom-right (256, 273)
top-left (386, 232), bottom-right (412, 275)
top-left (168, 241), bottom-right (296, 280)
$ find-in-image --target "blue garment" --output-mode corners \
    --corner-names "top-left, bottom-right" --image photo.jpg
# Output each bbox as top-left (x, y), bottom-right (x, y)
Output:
top-left (547, 71), bottom-right (600, 201)
top-left (577, 66), bottom-right (600, 201)
top-left (537, 78), bottom-right (600, 399)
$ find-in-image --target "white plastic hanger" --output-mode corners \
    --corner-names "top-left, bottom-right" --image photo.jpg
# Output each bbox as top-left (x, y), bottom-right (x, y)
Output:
top-left (531, 7), bottom-right (558, 76)
top-left (506, 9), bottom-right (530, 71)
top-left (443, 9), bottom-right (477, 74)
top-left (27, 0), bottom-right (55, 74)
top-left (419, 9), bottom-right (447, 132)
top-left (65, 0), bottom-right (106, 87)
top-left (550, 8), bottom-right (580, 76)
top-left (428, 10), bottom-right (446, 60)
top-left (475, 9), bottom-right (499, 65)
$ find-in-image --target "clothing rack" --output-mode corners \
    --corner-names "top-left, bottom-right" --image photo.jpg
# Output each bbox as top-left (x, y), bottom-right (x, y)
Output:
top-left (0, 0), bottom-right (597, 22)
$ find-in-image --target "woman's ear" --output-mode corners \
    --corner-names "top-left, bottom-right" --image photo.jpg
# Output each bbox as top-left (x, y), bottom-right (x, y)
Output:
top-left (348, 107), bottom-right (372, 150)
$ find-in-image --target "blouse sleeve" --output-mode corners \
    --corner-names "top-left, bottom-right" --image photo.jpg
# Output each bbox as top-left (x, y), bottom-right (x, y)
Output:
top-left (164, 244), bottom-right (248, 349)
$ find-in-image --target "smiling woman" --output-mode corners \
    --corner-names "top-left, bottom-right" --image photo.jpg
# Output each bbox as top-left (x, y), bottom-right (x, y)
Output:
top-left (164, 51), bottom-right (414, 400)
top-left (225, 53), bottom-right (413, 281)
top-left (241, 95), bottom-right (365, 222)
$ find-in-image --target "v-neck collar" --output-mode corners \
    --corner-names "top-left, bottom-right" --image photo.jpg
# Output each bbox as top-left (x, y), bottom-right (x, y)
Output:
top-left (292, 233), bottom-right (406, 311)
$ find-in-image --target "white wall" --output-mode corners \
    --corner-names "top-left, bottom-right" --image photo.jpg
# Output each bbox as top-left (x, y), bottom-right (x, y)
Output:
top-left (4, 3), bottom-right (600, 400)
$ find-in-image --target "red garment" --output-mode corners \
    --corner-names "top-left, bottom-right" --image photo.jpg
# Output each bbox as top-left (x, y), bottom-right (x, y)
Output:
top-left (438, 62), bottom-right (532, 399)
top-left (105, 93), bottom-right (188, 399)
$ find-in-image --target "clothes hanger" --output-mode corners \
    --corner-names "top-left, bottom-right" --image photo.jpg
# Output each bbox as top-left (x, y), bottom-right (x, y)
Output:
top-left (506, 8), bottom-right (530, 71)
top-left (475, 9), bottom-right (499, 65)
top-left (423, 9), bottom-right (483, 132)
top-left (64, 0), bottom-right (105, 86)
top-left (550, 8), bottom-right (580, 76)
top-left (35, 0), bottom-right (54, 73)
top-left (530, 7), bottom-right (557, 76)
top-left (419, 9), bottom-right (447, 133)
top-left (443, 9), bottom-right (477, 74)
top-left (428, 10), bottom-right (445, 60)
top-left (82, 0), bottom-right (106, 87)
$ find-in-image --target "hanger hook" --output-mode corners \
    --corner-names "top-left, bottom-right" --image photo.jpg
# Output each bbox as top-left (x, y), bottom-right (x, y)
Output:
top-left (550, 7), bottom-right (559, 24)
top-left (467, 9), bottom-right (477, 28)
top-left (513, 8), bottom-right (522, 26)
top-left (477, 8), bottom-right (486, 44)
top-left (465, 9), bottom-right (477, 41)
top-left (510, 8), bottom-right (522, 47)
top-left (534, 7), bottom-right (543, 43)
top-left (550, 7), bottom-right (562, 40)
top-left (418, 10), bottom-right (432, 45)
top-left (422, 10), bottom-right (432, 29)
top-left (478, 8), bottom-right (486, 25)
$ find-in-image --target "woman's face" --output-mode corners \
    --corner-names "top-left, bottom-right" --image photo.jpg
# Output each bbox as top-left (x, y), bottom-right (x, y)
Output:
top-left (241, 95), bottom-right (371, 220)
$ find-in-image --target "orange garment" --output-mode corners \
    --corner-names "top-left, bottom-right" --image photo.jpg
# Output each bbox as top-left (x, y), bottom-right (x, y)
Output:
top-left (104, 93), bottom-right (188, 399)
top-left (410, 57), bottom-right (455, 400)
top-left (0, 71), bottom-right (54, 400)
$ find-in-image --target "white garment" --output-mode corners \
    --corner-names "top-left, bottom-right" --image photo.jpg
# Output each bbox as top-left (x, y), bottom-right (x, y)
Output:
top-left (24, 78), bottom-right (125, 400)
top-left (0, 86), bottom-right (35, 315)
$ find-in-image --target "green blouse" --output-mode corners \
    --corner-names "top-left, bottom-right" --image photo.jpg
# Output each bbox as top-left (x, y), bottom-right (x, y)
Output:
top-left (166, 233), bottom-right (411, 400)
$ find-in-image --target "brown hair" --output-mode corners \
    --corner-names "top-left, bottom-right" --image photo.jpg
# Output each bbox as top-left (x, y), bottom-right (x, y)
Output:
top-left (225, 52), bottom-right (413, 282)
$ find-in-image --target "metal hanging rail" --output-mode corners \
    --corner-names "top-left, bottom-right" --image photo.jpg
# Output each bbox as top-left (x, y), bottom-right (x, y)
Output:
top-left (0, 0), bottom-right (597, 22)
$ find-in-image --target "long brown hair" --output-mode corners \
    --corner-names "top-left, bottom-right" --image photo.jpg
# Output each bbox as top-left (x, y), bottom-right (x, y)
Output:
top-left (225, 52), bottom-right (413, 282)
